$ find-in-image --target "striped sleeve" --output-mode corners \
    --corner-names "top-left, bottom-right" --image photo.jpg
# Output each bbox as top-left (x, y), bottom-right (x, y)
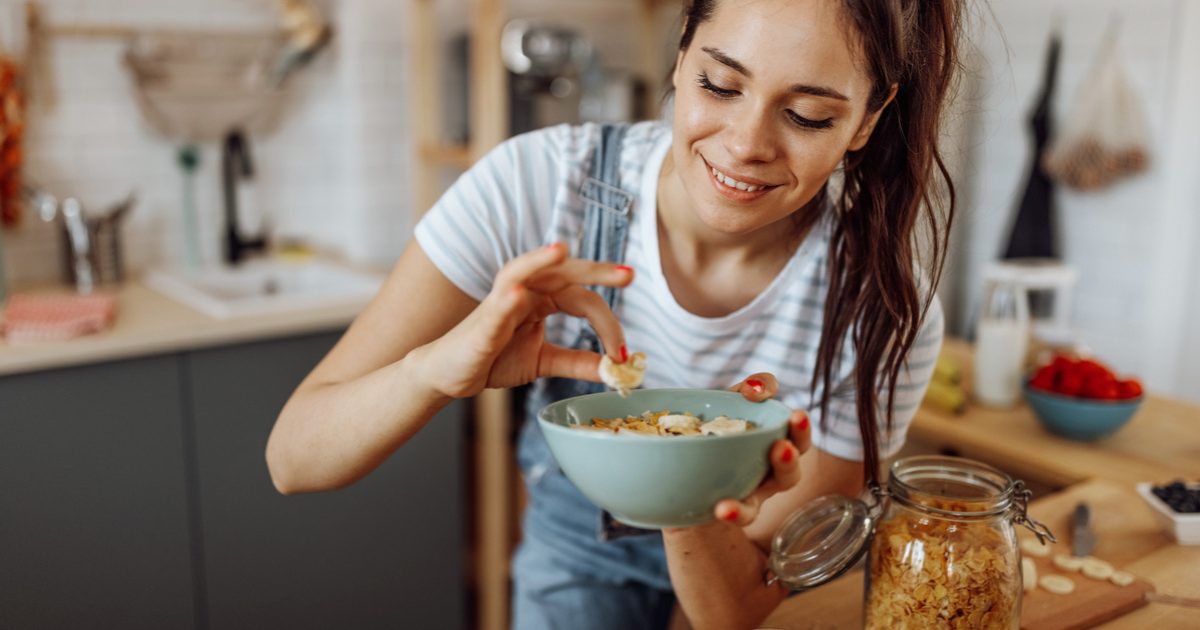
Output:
top-left (811, 296), bottom-right (946, 461)
top-left (413, 127), bottom-right (566, 301)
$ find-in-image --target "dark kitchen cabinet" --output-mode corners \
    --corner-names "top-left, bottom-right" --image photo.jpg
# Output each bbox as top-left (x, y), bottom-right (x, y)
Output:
top-left (0, 330), bottom-right (468, 630)
top-left (0, 355), bottom-right (197, 630)
top-left (187, 332), bottom-right (467, 630)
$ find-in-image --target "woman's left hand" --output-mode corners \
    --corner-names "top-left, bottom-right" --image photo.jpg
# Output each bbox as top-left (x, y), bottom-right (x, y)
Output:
top-left (716, 372), bottom-right (812, 526)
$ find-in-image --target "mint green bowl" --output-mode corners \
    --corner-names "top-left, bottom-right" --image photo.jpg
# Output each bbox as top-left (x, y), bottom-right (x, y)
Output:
top-left (536, 388), bottom-right (791, 529)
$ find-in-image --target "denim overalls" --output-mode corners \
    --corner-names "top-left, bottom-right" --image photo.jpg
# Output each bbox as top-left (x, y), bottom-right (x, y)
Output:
top-left (510, 124), bottom-right (676, 630)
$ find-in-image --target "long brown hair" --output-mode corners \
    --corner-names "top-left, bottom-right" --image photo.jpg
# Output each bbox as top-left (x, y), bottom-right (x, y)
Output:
top-left (677, 0), bottom-right (962, 485)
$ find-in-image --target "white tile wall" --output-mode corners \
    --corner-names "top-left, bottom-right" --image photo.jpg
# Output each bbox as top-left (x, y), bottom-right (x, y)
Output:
top-left (0, 0), bottom-right (413, 288)
top-left (953, 0), bottom-right (1200, 401)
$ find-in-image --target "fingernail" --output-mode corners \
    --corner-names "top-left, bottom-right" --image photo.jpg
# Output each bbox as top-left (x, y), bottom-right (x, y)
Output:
top-left (544, 242), bottom-right (562, 250)
top-left (723, 508), bottom-right (739, 522)
top-left (798, 416), bottom-right (810, 432)
top-left (616, 264), bottom-right (633, 273)
top-left (781, 446), bottom-right (794, 463)
top-left (620, 344), bottom-right (628, 363)
top-left (747, 379), bottom-right (764, 394)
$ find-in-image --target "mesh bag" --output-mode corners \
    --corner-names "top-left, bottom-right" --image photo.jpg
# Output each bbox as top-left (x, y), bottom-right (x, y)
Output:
top-left (1042, 27), bottom-right (1150, 191)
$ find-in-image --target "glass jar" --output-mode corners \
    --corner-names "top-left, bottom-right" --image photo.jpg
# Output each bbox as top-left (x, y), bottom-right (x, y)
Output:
top-left (864, 457), bottom-right (1024, 629)
top-left (766, 456), bottom-right (1054, 628)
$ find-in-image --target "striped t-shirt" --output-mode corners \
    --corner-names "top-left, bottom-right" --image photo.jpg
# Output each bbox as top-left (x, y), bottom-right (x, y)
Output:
top-left (414, 121), bottom-right (944, 461)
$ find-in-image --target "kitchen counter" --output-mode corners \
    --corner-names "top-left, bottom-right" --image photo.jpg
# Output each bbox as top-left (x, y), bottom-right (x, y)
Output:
top-left (759, 339), bottom-right (1200, 628)
top-left (0, 280), bottom-right (367, 376)
top-left (908, 338), bottom-right (1200, 488)
top-left (763, 479), bottom-right (1200, 629)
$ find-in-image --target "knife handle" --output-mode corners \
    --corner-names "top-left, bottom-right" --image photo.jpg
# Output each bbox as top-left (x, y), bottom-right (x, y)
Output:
top-left (1147, 592), bottom-right (1200, 610)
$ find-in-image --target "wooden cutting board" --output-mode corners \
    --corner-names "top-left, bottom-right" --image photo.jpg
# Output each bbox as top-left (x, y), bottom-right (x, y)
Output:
top-left (1018, 480), bottom-right (1171, 630)
top-left (1020, 540), bottom-right (1154, 630)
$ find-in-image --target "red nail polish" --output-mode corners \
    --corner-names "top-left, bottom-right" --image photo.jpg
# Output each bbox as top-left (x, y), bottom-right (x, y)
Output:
top-left (620, 344), bottom-right (628, 363)
top-left (798, 416), bottom-right (810, 432)
top-left (746, 379), bottom-right (764, 393)
top-left (781, 446), bottom-right (794, 463)
top-left (616, 264), bottom-right (633, 273)
top-left (724, 508), bottom-right (739, 522)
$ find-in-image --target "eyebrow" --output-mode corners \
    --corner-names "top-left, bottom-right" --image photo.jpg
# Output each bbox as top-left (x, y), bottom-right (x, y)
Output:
top-left (700, 46), bottom-right (850, 102)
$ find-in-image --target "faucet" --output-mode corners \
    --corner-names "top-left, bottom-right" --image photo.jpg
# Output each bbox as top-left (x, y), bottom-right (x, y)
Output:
top-left (24, 186), bottom-right (95, 295)
top-left (222, 129), bottom-right (267, 265)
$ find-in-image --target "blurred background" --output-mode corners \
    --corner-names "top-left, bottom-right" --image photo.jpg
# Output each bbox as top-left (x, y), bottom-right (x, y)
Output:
top-left (0, 1), bottom-right (1197, 630)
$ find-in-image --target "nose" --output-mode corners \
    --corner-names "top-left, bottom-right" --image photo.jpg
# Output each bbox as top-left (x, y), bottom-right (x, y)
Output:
top-left (723, 105), bottom-right (778, 164)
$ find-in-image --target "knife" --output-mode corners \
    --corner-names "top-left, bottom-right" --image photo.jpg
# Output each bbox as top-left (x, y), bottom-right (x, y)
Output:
top-left (1071, 501), bottom-right (1096, 557)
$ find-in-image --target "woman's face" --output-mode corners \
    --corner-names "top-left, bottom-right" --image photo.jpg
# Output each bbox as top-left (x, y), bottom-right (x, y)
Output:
top-left (670, 0), bottom-right (886, 236)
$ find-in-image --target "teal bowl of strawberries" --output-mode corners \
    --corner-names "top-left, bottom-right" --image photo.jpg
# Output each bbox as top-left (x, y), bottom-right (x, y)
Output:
top-left (1024, 355), bottom-right (1144, 441)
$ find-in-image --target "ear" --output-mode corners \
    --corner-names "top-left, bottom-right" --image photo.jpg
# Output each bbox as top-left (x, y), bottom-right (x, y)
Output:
top-left (847, 83), bottom-right (898, 152)
top-left (671, 49), bottom-right (686, 91)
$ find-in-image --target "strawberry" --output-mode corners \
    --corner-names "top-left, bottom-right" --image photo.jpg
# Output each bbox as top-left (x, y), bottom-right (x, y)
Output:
top-left (1117, 379), bottom-right (1143, 400)
top-left (1058, 370), bottom-right (1084, 397)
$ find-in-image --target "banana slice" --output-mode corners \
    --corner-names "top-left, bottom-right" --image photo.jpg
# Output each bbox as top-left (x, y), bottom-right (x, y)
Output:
top-left (1040, 574), bottom-right (1076, 595)
top-left (599, 351), bottom-right (647, 397)
top-left (1053, 554), bottom-right (1084, 572)
top-left (658, 413), bottom-right (701, 435)
top-left (1020, 538), bottom-right (1051, 558)
top-left (700, 416), bottom-right (750, 436)
top-left (1081, 557), bottom-right (1115, 580)
top-left (1022, 557), bottom-right (1038, 593)
top-left (1110, 571), bottom-right (1135, 587)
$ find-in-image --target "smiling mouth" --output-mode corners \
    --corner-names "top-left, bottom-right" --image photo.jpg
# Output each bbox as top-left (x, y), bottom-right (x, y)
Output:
top-left (704, 159), bottom-right (778, 198)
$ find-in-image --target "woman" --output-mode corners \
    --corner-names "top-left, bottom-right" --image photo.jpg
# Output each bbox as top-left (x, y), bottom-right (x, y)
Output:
top-left (266, 0), bottom-right (961, 628)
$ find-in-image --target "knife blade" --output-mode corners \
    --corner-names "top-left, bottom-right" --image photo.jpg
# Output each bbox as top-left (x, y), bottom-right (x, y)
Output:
top-left (1071, 501), bottom-right (1096, 557)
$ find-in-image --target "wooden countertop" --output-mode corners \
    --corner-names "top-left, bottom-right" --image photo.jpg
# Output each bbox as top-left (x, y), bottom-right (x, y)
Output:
top-left (0, 280), bottom-right (366, 376)
top-left (763, 480), bottom-right (1200, 629)
top-left (760, 339), bottom-right (1200, 628)
top-left (908, 339), bottom-right (1200, 488)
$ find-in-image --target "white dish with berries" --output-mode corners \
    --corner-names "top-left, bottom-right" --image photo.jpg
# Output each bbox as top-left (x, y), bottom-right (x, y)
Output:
top-left (1136, 481), bottom-right (1200, 545)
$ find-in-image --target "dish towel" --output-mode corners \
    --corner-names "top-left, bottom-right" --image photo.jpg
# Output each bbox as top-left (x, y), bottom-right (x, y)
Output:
top-left (0, 292), bottom-right (117, 344)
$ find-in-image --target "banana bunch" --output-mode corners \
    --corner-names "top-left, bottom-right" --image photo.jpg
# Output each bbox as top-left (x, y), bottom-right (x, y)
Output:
top-left (923, 351), bottom-right (967, 415)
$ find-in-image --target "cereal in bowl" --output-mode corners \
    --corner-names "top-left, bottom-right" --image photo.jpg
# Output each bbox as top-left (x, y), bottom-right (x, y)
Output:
top-left (575, 410), bottom-right (754, 437)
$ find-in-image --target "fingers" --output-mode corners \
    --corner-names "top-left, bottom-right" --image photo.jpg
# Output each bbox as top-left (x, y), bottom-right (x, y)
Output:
top-left (479, 283), bottom-right (539, 345)
top-left (526, 258), bottom-right (634, 294)
top-left (538, 344), bottom-right (604, 382)
top-left (492, 242), bottom-right (570, 294)
top-left (787, 410), bottom-right (812, 457)
top-left (730, 372), bottom-right (779, 402)
top-left (712, 412), bottom-right (810, 527)
top-left (550, 285), bottom-right (626, 361)
top-left (714, 495), bottom-right (761, 527)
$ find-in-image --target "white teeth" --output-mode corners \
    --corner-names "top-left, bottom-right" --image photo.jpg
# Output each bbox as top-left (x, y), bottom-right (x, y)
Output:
top-left (710, 166), bottom-right (764, 192)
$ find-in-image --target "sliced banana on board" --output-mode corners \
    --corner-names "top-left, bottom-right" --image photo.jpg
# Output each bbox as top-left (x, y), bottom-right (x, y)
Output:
top-left (1022, 557), bottom-right (1038, 593)
top-left (1053, 554), bottom-right (1084, 572)
top-left (1039, 574), bottom-right (1077, 595)
top-left (1081, 557), bottom-right (1115, 580)
top-left (1110, 571), bottom-right (1135, 587)
top-left (599, 351), bottom-right (647, 397)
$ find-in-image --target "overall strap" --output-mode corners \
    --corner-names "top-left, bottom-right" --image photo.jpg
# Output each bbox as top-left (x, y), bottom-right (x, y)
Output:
top-left (576, 124), bottom-right (657, 541)
top-left (578, 124), bottom-right (635, 310)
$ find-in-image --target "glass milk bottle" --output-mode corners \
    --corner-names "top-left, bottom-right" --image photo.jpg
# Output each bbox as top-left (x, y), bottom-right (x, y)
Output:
top-left (973, 268), bottom-right (1031, 407)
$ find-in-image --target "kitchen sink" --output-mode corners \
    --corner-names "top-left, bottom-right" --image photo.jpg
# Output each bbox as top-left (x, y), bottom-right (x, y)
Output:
top-left (145, 259), bottom-right (384, 319)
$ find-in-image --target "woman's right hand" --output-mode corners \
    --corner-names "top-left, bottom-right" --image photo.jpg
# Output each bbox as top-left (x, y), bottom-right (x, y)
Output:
top-left (415, 242), bottom-right (633, 399)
